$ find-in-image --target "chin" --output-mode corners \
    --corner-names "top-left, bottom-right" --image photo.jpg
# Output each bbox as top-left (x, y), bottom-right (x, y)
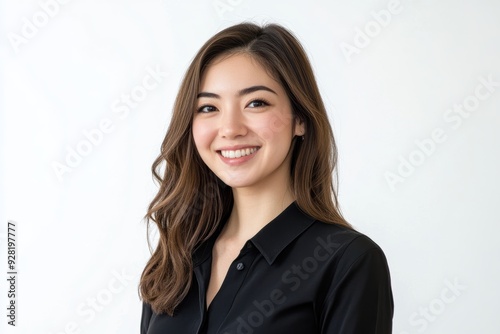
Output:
top-left (216, 173), bottom-right (257, 188)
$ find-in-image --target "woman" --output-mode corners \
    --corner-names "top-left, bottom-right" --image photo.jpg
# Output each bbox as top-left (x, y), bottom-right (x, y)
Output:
top-left (139, 22), bottom-right (393, 333)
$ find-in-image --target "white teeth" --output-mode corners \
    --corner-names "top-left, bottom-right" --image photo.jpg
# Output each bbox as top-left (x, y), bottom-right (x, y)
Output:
top-left (220, 147), bottom-right (258, 158)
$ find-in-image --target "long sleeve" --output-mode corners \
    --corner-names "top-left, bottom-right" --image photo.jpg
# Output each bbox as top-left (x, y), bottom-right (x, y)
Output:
top-left (140, 301), bottom-right (153, 334)
top-left (318, 238), bottom-right (394, 333)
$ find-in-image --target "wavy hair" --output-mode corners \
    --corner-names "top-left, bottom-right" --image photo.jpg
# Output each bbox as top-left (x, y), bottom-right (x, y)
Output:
top-left (139, 22), bottom-right (352, 316)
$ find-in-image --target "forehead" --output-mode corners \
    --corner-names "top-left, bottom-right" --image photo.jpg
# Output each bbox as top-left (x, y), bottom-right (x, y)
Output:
top-left (199, 53), bottom-right (281, 91)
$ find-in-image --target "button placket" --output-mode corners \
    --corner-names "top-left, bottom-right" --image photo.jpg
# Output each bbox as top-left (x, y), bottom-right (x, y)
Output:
top-left (204, 246), bottom-right (259, 333)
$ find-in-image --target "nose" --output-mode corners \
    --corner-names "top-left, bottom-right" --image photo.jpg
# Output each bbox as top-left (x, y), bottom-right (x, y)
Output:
top-left (218, 106), bottom-right (247, 139)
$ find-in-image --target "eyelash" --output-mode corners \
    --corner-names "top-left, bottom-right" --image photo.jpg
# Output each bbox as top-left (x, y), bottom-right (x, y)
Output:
top-left (196, 98), bottom-right (270, 113)
top-left (247, 98), bottom-right (270, 108)
top-left (196, 105), bottom-right (217, 113)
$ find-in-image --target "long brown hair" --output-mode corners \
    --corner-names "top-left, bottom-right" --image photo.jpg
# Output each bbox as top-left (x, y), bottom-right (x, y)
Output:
top-left (139, 22), bottom-right (352, 316)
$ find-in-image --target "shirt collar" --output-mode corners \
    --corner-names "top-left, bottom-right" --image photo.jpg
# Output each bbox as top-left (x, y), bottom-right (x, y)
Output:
top-left (193, 201), bottom-right (316, 266)
top-left (250, 201), bottom-right (316, 265)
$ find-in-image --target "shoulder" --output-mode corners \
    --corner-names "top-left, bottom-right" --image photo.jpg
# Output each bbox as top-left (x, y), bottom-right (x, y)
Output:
top-left (299, 220), bottom-right (391, 278)
top-left (303, 220), bottom-right (386, 257)
top-left (305, 222), bottom-right (394, 331)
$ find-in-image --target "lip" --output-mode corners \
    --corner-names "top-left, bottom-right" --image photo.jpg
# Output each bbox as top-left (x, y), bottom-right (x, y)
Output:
top-left (216, 146), bottom-right (260, 166)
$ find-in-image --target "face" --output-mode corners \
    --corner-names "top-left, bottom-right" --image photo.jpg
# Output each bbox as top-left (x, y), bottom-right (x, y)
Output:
top-left (192, 53), bottom-right (305, 189)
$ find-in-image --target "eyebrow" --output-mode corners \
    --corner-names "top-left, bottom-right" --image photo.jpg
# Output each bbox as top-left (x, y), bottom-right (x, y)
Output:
top-left (197, 85), bottom-right (277, 99)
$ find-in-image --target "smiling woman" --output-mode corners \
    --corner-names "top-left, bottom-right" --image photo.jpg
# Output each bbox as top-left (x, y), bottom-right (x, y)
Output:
top-left (139, 22), bottom-right (393, 334)
top-left (193, 53), bottom-right (303, 189)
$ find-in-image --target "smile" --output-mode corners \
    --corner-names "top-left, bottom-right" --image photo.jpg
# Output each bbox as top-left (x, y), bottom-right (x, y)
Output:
top-left (219, 147), bottom-right (259, 159)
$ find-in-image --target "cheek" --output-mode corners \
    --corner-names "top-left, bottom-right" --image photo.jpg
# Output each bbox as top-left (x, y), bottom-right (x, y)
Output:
top-left (192, 118), bottom-right (215, 151)
top-left (253, 112), bottom-right (293, 142)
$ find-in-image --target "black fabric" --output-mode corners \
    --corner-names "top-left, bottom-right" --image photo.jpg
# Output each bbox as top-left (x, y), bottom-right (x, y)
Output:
top-left (141, 201), bottom-right (393, 333)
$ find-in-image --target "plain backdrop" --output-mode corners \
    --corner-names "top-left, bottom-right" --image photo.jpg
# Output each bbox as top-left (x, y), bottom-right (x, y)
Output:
top-left (1, 0), bottom-right (499, 333)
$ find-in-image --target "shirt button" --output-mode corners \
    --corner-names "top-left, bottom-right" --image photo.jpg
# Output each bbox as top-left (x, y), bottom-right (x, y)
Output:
top-left (236, 262), bottom-right (245, 271)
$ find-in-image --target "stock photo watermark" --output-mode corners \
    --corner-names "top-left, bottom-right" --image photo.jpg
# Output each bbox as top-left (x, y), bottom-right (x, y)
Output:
top-left (385, 74), bottom-right (499, 191)
top-left (398, 277), bottom-right (466, 333)
top-left (51, 64), bottom-right (168, 182)
top-left (222, 233), bottom-right (342, 334)
top-left (340, 0), bottom-right (404, 64)
top-left (7, 0), bottom-right (73, 54)
top-left (212, 0), bottom-right (244, 19)
top-left (5, 221), bottom-right (18, 327)
top-left (46, 268), bottom-right (133, 334)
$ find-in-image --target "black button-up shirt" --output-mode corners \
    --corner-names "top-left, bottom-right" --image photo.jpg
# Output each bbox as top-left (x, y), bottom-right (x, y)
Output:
top-left (141, 202), bottom-right (393, 333)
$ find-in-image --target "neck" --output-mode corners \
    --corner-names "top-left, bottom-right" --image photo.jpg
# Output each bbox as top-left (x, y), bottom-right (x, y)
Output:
top-left (222, 176), bottom-right (295, 242)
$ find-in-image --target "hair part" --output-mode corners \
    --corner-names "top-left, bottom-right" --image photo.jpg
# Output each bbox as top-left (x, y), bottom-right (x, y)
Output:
top-left (139, 22), bottom-right (352, 316)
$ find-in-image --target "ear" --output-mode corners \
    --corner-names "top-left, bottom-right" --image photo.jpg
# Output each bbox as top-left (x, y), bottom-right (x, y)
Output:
top-left (293, 117), bottom-right (305, 137)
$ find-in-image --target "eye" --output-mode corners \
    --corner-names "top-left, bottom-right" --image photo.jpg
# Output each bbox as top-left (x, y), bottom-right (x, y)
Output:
top-left (246, 99), bottom-right (269, 108)
top-left (197, 105), bottom-right (218, 113)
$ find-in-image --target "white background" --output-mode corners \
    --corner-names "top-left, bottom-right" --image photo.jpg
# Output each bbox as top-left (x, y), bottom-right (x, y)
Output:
top-left (1, 0), bottom-right (499, 333)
